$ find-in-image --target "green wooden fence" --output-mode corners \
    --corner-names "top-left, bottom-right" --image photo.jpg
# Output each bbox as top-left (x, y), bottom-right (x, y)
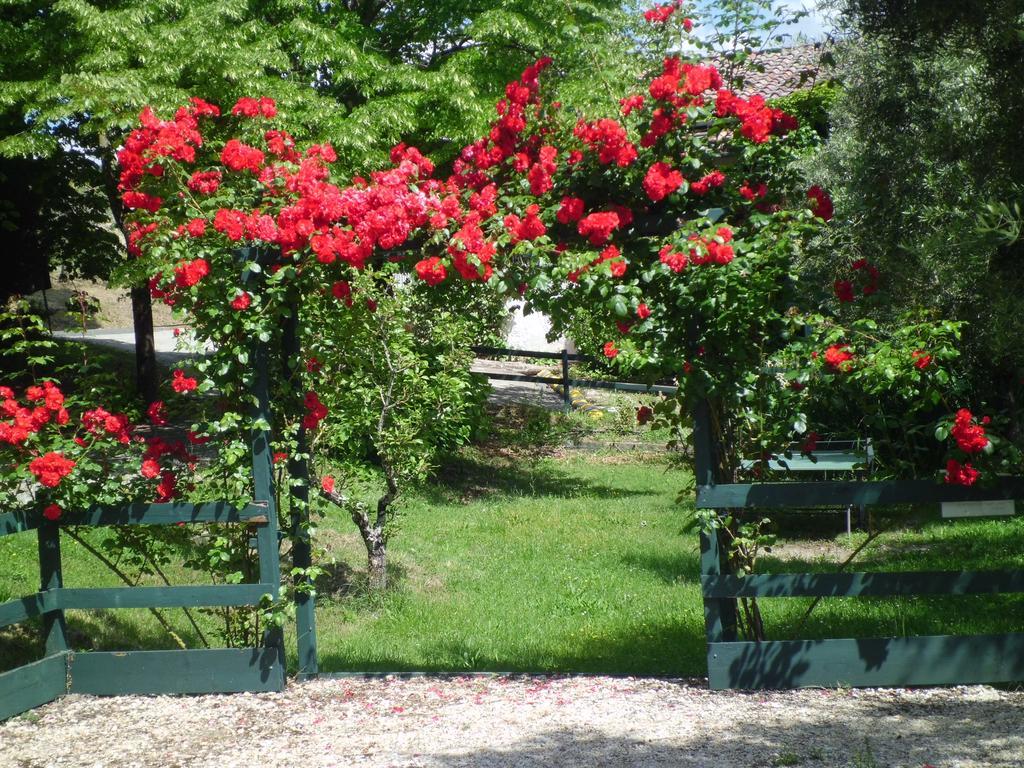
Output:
top-left (0, 249), bottom-right (313, 721)
top-left (694, 401), bottom-right (1024, 689)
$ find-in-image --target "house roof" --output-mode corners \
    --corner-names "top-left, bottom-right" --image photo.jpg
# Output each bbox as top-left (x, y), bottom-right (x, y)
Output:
top-left (715, 43), bottom-right (833, 99)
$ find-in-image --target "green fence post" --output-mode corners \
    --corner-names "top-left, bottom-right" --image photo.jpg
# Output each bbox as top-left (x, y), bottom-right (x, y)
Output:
top-left (250, 341), bottom-right (285, 683)
top-left (281, 303), bottom-right (318, 678)
top-left (561, 349), bottom-right (571, 412)
top-left (693, 400), bottom-right (737, 644)
top-left (241, 247), bottom-right (286, 687)
top-left (37, 521), bottom-right (68, 656)
top-left (700, 528), bottom-right (737, 643)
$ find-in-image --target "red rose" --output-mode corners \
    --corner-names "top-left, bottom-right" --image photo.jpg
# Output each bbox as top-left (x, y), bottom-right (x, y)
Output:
top-left (643, 162), bottom-right (684, 202)
top-left (577, 212), bottom-right (621, 245)
top-left (911, 349), bottom-right (932, 370)
top-left (643, 3), bottom-right (675, 23)
top-left (220, 139), bottom-right (265, 173)
top-left (43, 504), bottom-right (62, 522)
top-left (823, 345), bottom-right (854, 372)
top-left (173, 258), bottom-right (210, 288)
top-left (230, 291), bottom-right (252, 311)
top-left (187, 170), bottom-right (221, 195)
top-left (147, 401), bottom-right (168, 426)
top-left (415, 257), bottom-right (447, 286)
top-left (807, 185), bottom-right (834, 221)
top-left (945, 459), bottom-right (979, 486)
top-left (171, 369), bottom-right (198, 393)
top-left (636, 405), bottom-right (654, 425)
top-left (950, 409), bottom-right (989, 454)
top-left (834, 280), bottom-right (855, 303)
top-left (603, 342), bottom-right (619, 359)
top-left (29, 452), bottom-right (76, 488)
top-left (302, 391), bottom-right (329, 430)
top-left (321, 476), bottom-right (336, 494)
top-left (557, 197), bottom-right (585, 224)
top-left (802, 431), bottom-right (820, 454)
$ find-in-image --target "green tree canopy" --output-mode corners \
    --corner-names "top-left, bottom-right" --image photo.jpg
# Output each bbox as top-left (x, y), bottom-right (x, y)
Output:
top-left (805, 2), bottom-right (1024, 440)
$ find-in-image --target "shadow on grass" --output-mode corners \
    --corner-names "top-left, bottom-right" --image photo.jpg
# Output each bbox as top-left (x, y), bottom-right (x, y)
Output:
top-left (0, 622), bottom-right (43, 674)
top-left (315, 559), bottom-right (414, 604)
top-left (424, 453), bottom-right (659, 505)
top-left (619, 550), bottom-right (701, 585)
top-left (0, 607), bottom-right (212, 673)
top-left (738, 516), bottom-right (1024, 642)
top-left (65, 608), bottom-right (208, 653)
top-left (317, 615), bottom-right (708, 678)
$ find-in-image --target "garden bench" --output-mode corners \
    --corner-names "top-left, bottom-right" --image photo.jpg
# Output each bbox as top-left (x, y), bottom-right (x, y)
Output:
top-left (740, 439), bottom-right (874, 534)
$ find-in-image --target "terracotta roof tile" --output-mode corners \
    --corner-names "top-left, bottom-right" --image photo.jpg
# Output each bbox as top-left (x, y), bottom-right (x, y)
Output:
top-left (713, 43), bottom-right (833, 98)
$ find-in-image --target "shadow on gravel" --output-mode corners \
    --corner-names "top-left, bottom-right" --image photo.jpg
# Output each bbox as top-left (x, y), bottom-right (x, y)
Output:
top-left (425, 697), bottom-right (1024, 767)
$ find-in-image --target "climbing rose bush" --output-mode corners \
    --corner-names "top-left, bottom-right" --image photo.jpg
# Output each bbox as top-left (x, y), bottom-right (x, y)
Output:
top-left (118, 11), bottom-right (1012, 492)
top-left (0, 383), bottom-right (196, 518)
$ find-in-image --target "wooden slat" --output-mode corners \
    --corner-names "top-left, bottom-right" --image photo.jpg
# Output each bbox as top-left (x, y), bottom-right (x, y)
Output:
top-left (702, 570), bottom-right (1024, 598)
top-left (0, 594), bottom-right (46, 628)
top-left (1, 502), bottom-right (271, 535)
top-left (67, 648), bottom-right (285, 695)
top-left (0, 511), bottom-right (30, 536)
top-left (471, 345), bottom-right (590, 362)
top-left (708, 633), bottom-right (1024, 689)
top-left (740, 454), bottom-right (866, 472)
top-left (472, 371), bottom-right (556, 385)
top-left (0, 653), bottom-right (68, 722)
top-left (63, 501), bottom-right (271, 526)
top-left (696, 478), bottom-right (1024, 509)
top-left (565, 377), bottom-right (678, 395)
top-left (55, 584), bottom-right (272, 611)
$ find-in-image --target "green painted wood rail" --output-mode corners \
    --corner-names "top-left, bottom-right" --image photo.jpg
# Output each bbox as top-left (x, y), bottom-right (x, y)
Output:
top-left (0, 248), bottom-right (300, 721)
top-left (693, 400), bottom-right (1024, 690)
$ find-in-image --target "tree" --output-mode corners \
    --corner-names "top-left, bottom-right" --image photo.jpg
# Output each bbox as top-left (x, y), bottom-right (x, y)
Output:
top-left (806, 1), bottom-right (1024, 443)
top-left (311, 276), bottom-right (489, 590)
top-left (0, 0), bottom-right (626, 401)
top-left (115, 0), bottom-right (1019, 625)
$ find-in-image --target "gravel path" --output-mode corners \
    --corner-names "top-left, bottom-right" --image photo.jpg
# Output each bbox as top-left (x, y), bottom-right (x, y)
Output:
top-left (1, 676), bottom-right (1022, 767)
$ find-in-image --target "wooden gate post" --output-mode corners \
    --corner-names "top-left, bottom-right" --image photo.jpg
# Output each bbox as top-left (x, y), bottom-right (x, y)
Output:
top-left (693, 400), bottom-right (737, 644)
top-left (281, 303), bottom-right (318, 678)
top-left (36, 521), bottom-right (68, 655)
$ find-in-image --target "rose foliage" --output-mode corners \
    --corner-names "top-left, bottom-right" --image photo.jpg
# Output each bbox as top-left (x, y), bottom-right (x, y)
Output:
top-left (113, 20), bottom-right (1023, 522)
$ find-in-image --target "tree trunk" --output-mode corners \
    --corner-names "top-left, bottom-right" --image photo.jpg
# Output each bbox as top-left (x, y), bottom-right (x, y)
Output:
top-left (367, 541), bottom-right (387, 592)
top-left (98, 132), bottom-right (159, 404)
top-left (131, 285), bottom-right (158, 404)
top-left (348, 502), bottom-right (389, 592)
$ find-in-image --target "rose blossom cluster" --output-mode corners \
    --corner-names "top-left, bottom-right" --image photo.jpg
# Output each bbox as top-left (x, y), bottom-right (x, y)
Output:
top-left (943, 408), bottom-right (991, 486)
top-left (643, 1), bottom-right (693, 29)
top-left (0, 382), bottom-right (197, 520)
top-left (118, 21), bottom-right (822, 476)
top-left (120, 93), bottom-right (533, 319)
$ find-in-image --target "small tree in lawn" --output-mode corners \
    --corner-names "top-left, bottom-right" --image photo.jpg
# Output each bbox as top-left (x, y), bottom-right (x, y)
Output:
top-left (310, 273), bottom-right (486, 591)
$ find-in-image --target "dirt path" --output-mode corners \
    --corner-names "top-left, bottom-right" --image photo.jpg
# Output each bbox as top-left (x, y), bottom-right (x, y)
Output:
top-left (1, 676), bottom-right (1020, 767)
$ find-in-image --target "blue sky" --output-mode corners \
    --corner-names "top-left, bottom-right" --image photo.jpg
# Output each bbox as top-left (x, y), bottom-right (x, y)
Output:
top-left (782, 0), bottom-right (832, 40)
top-left (693, 1), bottom-right (833, 43)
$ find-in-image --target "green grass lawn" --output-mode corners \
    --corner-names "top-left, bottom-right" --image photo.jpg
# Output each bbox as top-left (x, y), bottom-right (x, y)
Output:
top-left (312, 448), bottom-right (705, 675)
top-left (3, 436), bottom-right (1023, 678)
